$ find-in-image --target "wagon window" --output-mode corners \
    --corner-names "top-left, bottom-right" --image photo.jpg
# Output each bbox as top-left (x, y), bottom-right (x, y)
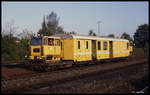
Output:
top-left (103, 41), bottom-right (107, 50)
top-left (127, 43), bottom-right (129, 49)
top-left (61, 42), bottom-right (62, 50)
top-left (86, 41), bottom-right (88, 49)
top-left (98, 41), bottom-right (101, 50)
top-left (78, 41), bottom-right (80, 49)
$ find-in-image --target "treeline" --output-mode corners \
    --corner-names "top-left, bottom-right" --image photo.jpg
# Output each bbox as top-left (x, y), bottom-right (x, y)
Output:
top-left (2, 11), bottom-right (149, 62)
top-left (2, 35), bottom-right (29, 62)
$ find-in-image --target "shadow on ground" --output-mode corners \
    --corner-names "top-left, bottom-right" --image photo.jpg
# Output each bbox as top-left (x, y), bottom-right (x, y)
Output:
top-left (3, 63), bottom-right (27, 69)
top-left (130, 75), bottom-right (149, 92)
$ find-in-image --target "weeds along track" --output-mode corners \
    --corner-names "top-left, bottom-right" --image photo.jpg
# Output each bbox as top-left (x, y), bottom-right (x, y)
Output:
top-left (2, 63), bottom-right (40, 81)
top-left (2, 58), bottom-right (148, 93)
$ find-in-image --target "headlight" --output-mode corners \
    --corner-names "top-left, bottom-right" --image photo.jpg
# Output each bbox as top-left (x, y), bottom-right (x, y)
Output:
top-left (25, 55), bottom-right (27, 58)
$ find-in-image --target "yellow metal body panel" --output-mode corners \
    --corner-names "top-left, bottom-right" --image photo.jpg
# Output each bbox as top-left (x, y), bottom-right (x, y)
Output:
top-left (96, 40), bottom-right (110, 60)
top-left (30, 46), bottom-right (42, 59)
top-left (62, 39), bottom-right (92, 62)
top-left (129, 46), bottom-right (133, 53)
top-left (113, 41), bottom-right (129, 58)
top-left (43, 46), bottom-right (61, 56)
top-left (74, 39), bottom-right (92, 62)
top-left (30, 45), bottom-right (61, 61)
top-left (62, 39), bottom-right (74, 60)
top-left (95, 40), bottom-right (130, 60)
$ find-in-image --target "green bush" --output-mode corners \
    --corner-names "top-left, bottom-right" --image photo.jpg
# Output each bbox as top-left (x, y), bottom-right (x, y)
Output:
top-left (2, 35), bottom-right (29, 63)
top-left (133, 47), bottom-right (149, 55)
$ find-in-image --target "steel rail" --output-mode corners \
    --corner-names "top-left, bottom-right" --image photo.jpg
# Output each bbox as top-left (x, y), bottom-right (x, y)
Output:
top-left (134, 86), bottom-right (149, 93)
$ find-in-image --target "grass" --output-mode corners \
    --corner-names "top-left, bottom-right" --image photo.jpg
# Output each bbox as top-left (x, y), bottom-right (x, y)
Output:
top-left (133, 47), bottom-right (149, 55)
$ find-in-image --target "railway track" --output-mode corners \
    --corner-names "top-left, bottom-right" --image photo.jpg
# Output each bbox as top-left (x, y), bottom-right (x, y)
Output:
top-left (22, 60), bottom-right (148, 94)
top-left (2, 60), bottom-right (25, 65)
top-left (21, 60), bottom-right (148, 94)
top-left (2, 57), bottom-right (125, 81)
top-left (132, 86), bottom-right (149, 93)
top-left (1, 54), bottom-right (145, 81)
top-left (2, 58), bottom-right (148, 93)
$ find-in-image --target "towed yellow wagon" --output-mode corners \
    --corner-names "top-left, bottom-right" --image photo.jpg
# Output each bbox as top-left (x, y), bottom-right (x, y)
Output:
top-left (54, 34), bottom-right (132, 62)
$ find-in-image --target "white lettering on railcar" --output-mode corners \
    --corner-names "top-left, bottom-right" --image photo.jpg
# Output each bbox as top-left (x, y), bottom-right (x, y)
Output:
top-left (74, 52), bottom-right (91, 55)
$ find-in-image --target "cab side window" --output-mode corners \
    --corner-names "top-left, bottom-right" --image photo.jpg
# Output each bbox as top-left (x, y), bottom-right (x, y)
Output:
top-left (44, 38), bottom-right (47, 45)
top-left (55, 40), bottom-right (60, 46)
top-left (48, 38), bottom-right (54, 46)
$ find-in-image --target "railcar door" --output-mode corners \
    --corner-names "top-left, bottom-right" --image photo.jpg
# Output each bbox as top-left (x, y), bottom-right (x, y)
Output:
top-left (109, 41), bottom-right (113, 58)
top-left (92, 40), bottom-right (96, 60)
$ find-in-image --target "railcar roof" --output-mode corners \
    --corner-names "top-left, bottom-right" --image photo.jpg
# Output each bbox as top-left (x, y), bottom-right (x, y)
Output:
top-left (43, 36), bottom-right (60, 39)
top-left (53, 34), bottom-right (129, 42)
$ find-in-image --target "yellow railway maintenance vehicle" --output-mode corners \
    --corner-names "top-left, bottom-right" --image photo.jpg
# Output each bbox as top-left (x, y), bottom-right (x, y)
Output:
top-left (27, 36), bottom-right (62, 71)
top-left (26, 34), bottom-right (133, 71)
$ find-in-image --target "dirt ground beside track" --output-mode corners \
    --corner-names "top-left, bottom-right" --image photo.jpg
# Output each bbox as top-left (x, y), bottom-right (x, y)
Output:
top-left (24, 62), bottom-right (148, 94)
top-left (2, 66), bottom-right (36, 80)
top-left (1, 53), bottom-right (149, 93)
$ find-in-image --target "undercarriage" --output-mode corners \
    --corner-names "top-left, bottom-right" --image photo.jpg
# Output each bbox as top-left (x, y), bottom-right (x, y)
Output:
top-left (25, 59), bottom-right (73, 71)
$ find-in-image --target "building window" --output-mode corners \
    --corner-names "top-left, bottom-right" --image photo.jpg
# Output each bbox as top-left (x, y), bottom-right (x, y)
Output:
top-left (103, 41), bottom-right (107, 50)
top-left (86, 41), bottom-right (88, 49)
top-left (98, 41), bottom-right (101, 50)
top-left (78, 41), bottom-right (80, 49)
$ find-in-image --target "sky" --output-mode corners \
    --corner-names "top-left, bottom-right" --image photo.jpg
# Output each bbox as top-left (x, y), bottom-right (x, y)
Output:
top-left (2, 1), bottom-right (149, 38)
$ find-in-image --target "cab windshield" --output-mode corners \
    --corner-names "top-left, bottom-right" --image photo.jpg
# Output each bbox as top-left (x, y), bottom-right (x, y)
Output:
top-left (30, 37), bottom-right (42, 45)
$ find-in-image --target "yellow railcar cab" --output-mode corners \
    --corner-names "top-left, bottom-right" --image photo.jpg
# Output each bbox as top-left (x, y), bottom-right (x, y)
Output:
top-left (29, 36), bottom-right (61, 63)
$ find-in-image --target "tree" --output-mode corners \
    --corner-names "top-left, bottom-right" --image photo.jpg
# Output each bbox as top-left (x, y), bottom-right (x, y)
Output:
top-left (17, 28), bottom-right (35, 39)
top-left (2, 21), bottom-right (20, 61)
top-left (121, 32), bottom-right (133, 41)
top-left (2, 20), bottom-right (32, 62)
top-left (56, 26), bottom-right (64, 34)
top-left (108, 34), bottom-right (115, 38)
top-left (68, 31), bottom-right (77, 34)
top-left (133, 24), bottom-right (149, 48)
top-left (38, 16), bottom-right (47, 36)
top-left (88, 29), bottom-right (96, 36)
top-left (2, 20), bottom-right (18, 39)
top-left (38, 11), bottom-right (64, 36)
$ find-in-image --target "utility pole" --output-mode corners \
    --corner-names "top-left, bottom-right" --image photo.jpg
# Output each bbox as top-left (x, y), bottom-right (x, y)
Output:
top-left (97, 21), bottom-right (102, 36)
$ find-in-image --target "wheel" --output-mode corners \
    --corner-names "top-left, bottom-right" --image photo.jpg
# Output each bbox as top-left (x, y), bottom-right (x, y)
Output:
top-left (44, 66), bottom-right (50, 72)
